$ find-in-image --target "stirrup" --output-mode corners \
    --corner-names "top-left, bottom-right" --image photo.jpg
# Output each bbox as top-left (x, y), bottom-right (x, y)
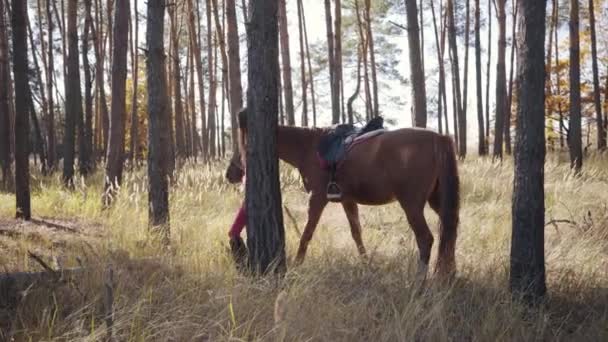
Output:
top-left (326, 181), bottom-right (342, 201)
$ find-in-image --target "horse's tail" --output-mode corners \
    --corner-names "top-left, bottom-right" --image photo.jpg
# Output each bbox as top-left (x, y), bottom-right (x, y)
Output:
top-left (435, 134), bottom-right (460, 276)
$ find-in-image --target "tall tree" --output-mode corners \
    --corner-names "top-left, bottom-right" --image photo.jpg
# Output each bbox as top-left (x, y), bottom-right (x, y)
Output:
top-left (324, 0), bottom-right (339, 124)
top-left (169, 3), bottom-right (186, 160)
top-left (226, 0), bottom-right (242, 151)
top-left (188, 0), bottom-right (208, 159)
top-left (493, 0), bottom-right (507, 160)
top-left (447, 0), bottom-right (465, 156)
top-left (334, 0), bottom-right (343, 123)
top-left (12, 0), bottom-right (30, 219)
top-left (510, 0), bottom-right (547, 303)
top-left (364, 0), bottom-right (379, 117)
top-left (246, 0), bottom-right (286, 275)
top-left (485, 0), bottom-right (492, 140)
top-left (93, 0), bottom-right (110, 156)
top-left (147, 0), bottom-right (171, 244)
top-left (63, 0), bottom-right (82, 187)
top-left (0, 0), bottom-right (11, 189)
top-left (301, 0), bottom-right (317, 126)
top-left (45, 0), bottom-right (56, 170)
top-left (297, 0), bottom-right (307, 126)
top-left (588, 0), bottom-right (605, 150)
top-left (83, 0), bottom-right (94, 173)
top-left (206, 0), bottom-right (217, 158)
top-left (278, 0), bottom-right (295, 126)
top-left (568, 0), bottom-right (582, 172)
top-left (405, 0), bottom-right (428, 128)
top-left (474, 0), bottom-right (486, 154)
top-left (104, 0), bottom-right (130, 204)
top-left (430, 0), bottom-right (448, 135)
top-left (462, 0), bottom-right (470, 144)
top-left (130, 0), bottom-right (140, 164)
top-left (504, 2), bottom-right (518, 155)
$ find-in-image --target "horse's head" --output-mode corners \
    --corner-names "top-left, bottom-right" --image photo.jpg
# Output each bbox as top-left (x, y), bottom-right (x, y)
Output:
top-left (225, 152), bottom-right (244, 184)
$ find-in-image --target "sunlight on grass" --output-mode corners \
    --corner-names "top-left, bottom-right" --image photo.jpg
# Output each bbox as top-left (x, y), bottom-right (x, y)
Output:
top-left (1, 155), bottom-right (607, 341)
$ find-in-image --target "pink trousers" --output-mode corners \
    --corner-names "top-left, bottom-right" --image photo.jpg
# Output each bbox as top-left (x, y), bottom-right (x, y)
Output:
top-left (229, 202), bottom-right (247, 239)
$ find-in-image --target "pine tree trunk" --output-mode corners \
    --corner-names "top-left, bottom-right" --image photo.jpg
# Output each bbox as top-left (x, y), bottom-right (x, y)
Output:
top-left (568, 0), bottom-right (582, 172)
top-left (146, 0), bottom-right (171, 244)
top-left (447, 0), bottom-right (464, 156)
top-left (63, 0), bottom-right (82, 187)
top-left (297, 0), bottom-right (308, 126)
top-left (334, 0), bottom-right (343, 124)
top-left (188, 0), bottom-right (207, 160)
top-left (462, 0), bottom-right (470, 144)
top-left (474, 0), bottom-right (485, 154)
top-left (505, 4), bottom-right (518, 155)
top-left (588, 0), bottom-right (605, 150)
top-left (92, 0), bottom-right (110, 157)
top-left (347, 43), bottom-right (362, 124)
top-left (45, 0), bottom-right (56, 170)
top-left (170, 5), bottom-right (186, 160)
top-left (405, 0), bottom-right (427, 128)
top-left (226, 0), bottom-right (242, 152)
top-left (83, 0), bottom-right (94, 173)
top-left (545, 0), bottom-right (555, 150)
top-left (554, 1), bottom-right (564, 149)
top-left (36, 0), bottom-right (52, 170)
top-left (12, 0), bottom-right (31, 219)
top-left (130, 0), bottom-right (140, 164)
top-left (0, 0), bottom-right (11, 189)
top-left (510, 0), bottom-right (547, 304)
top-left (278, 0), bottom-right (295, 126)
top-left (301, 1), bottom-right (317, 126)
top-left (355, 0), bottom-right (372, 120)
top-left (28, 89), bottom-right (47, 170)
top-left (431, 0), bottom-right (443, 133)
top-left (324, 0), bottom-right (339, 124)
top-left (104, 0), bottom-right (129, 204)
top-left (365, 0), bottom-right (379, 118)
top-left (206, 0), bottom-right (217, 158)
top-left (493, 0), bottom-right (507, 160)
top-left (246, 0), bottom-right (286, 275)
top-left (485, 0), bottom-right (492, 141)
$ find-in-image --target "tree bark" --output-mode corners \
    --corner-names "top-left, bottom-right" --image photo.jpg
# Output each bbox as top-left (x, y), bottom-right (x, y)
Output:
top-left (83, 0), bottom-right (94, 174)
top-left (104, 0), bottom-right (129, 204)
top-left (188, 0), bottom-right (207, 160)
top-left (485, 0), bottom-right (492, 141)
top-left (405, 0), bottom-right (428, 128)
top-left (347, 43), bottom-right (362, 124)
top-left (206, 0), bottom-right (217, 158)
top-left (146, 0), bottom-right (171, 244)
top-left (169, 4), bottom-right (186, 160)
top-left (510, 0), bottom-right (547, 304)
top-left (246, 0), bottom-right (286, 275)
top-left (297, 0), bottom-right (307, 126)
top-left (0, 0), bottom-right (11, 189)
top-left (324, 0), bottom-right (339, 124)
top-left (474, 0), bottom-right (485, 154)
top-left (505, 2), bottom-right (518, 155)
top-left (277, 0), bottom-right (295, 126)
top-left (554, 0), bottom-right (564, 149)
top-left (301, 0), bottom-right (317, 126)
top-left (493, 0), bottom-right (507, 160)
top-left (12, 0), bottom-right (30, 219)
top-left (462, 0), bottom-right (470, 143)
top-left (568, 0), bottom-right (582, 172)
top-left (588, 0), bottom-right (605, 150)
top-left (430, 0), bottom-right (445, 134)
top-left (44, 0), bottom-right (56, 170)
top-left (334, 0), bottom-right (343, 123)
top-left (355, 0), bottom-right (372, 120)
top-left (365, 0), bottom-right (379, 118)
top-left (92, 0), bottom-right (110, 157)
top-left (447, 0), bottom-right (464, 156)
top-left (63, 0), bottom-right (83, 187)
top-left (130, 0), bottom-right (140, 164)
top-left (226, 0), bottom-right (242, 151)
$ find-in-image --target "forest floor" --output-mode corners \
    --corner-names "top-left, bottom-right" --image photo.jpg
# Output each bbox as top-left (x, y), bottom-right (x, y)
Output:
top-left (0, 153), bottom-right (607, 341)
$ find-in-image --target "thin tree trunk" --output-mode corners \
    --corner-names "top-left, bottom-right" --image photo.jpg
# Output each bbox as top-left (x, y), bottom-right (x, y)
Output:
top-left (188, 33), bottom-right (198, 159)
top-left (28, 89), bottom-right (47, 170)
top-left (226, 0), bottom-right (242, 152)
top-left (474, 0), bottom-right (485, 154)
top-left (170, 4), bottom-right (186, 160)
top-left (431, 0), bottom-right (442, 133)
top-left (146, 0), bottom-right (171, 245)
top-left (347, 43), bottom-right (362, 124)
top-left (12, 0), bottom-right (30, 219)
top-left (493, 0), bottom-right (507, 160)
top-left (405, 0), bottom-right (428, 128)
top-left (188, 0), bottom-right (207, 160)
top-left (104, 0), bottom-right (130, 205)
top-left (36, 0), bottom-right (52, 170)
top-left (462, 0), bottom-right (470, 143)
top-left (365, 0), bottom-right (379, 118)
top-left (92, 0), bottom-right (110, 157)
top-left (448, 0), bottom-right (464, 156)
top-left (301, 0), bottom-right (317, 126)
top-left (554, 0), bottom-right (563, 149)
top-left (211, 0), bottom-right (229, 111)
top-left (245, 0), bottom-right (286, 275)
top-left (510, 0), bottom-right (546, 304)
top-left (505, 2), bottom-right (518, 155)
top-left (45, 0), bottom-right (56, 170)
top-left (355, 0), bottom-right (372, 120)
top-left (278, 0), bottom-right (295, 126)
top-left (0, 0), bottom-right (11, 189)
top-left (83, 0), bottom-right (94, 173)
top-left (206, 0), bottom-right (217, 158)
top-left (485, 0), bottom-right (492, 140)
top-left (297, 0), bottom-right (308, 126)
top-left (568, 0), bottom-right (582, 172)
top-left (545, 0), bottom-right (555, 150)
top-left (130, 0), bottom-right (140, 164)
top-left (588, 0), bottom-right (605, 150)
top-left (334, 0), bottom-right (343, 123)
top-left (324, 0), bottom-right (339, 124)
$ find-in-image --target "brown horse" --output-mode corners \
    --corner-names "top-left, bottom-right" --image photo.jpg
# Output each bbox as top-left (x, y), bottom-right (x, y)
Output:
top-left (226, 125), bottom-right (460, 279)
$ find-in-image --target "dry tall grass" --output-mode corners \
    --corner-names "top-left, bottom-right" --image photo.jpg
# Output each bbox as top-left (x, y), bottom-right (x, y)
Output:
top-left (0, 154), bottom-right (607, 341)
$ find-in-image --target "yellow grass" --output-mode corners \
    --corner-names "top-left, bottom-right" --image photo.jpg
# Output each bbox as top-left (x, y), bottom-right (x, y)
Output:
top-left (0, 153), bottom-right (607, 341)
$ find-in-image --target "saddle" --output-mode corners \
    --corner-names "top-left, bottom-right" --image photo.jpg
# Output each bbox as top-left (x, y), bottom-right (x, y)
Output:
top-left (317, 116), bottom-right (385, 167)
top-left (317, 116), bottom-right (385, 201)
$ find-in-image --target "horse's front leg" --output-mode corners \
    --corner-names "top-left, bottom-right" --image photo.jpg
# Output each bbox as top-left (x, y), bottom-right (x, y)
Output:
top-left (341, 201), bottom-right (367, 257)
top-left (294, 193), bottom-right (327, 265)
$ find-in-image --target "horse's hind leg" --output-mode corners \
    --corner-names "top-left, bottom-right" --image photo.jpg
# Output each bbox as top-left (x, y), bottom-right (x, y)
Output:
top-left (341, 201), bottom-right (367, 256)
top-left (295, 193), bottom-right (328, 265)
top-left (399, 202), bottom-right (434, 282)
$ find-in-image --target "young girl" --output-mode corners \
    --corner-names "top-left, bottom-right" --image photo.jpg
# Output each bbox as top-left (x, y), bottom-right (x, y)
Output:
top-left (228, 108), bottom-right (248, 268)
